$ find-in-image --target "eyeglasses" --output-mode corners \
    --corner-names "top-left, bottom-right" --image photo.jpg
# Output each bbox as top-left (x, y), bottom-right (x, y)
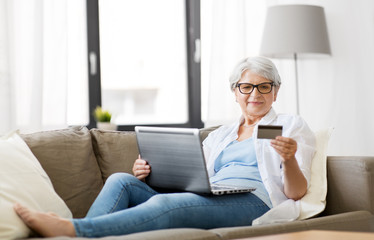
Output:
top-left (236, 82), bottom-right (274, 94)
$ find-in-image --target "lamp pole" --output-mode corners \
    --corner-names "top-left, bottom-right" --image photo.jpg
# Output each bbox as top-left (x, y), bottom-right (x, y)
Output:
top-left (294, 53), bottom-right (300, 115)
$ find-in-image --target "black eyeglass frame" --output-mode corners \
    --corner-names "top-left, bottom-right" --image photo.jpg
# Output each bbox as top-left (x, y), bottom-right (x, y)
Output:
top-left (236, 82), bottom-right (275, 94)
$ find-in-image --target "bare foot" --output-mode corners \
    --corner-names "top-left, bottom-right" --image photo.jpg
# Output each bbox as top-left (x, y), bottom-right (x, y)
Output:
top-left (13, 203), bottom-right (76, 237)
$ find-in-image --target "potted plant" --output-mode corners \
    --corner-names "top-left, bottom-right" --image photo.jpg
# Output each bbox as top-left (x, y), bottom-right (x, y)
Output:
top-left (93, 106), bottom-right (117, 131)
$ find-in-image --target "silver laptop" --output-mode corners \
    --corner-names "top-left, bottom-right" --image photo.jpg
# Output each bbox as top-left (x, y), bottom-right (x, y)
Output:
top-left (135, 126), bottom-right (255, 195)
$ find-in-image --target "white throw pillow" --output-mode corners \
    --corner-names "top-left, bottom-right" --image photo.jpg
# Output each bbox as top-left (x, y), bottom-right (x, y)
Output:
top-left (298, 127), bottom-right (333, 219)
top-left (0, 130), bottom-right (72, 239)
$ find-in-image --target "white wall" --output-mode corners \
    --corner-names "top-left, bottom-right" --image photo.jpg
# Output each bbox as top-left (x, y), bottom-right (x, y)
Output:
top-left (202, 0), bottom-right (374, 156)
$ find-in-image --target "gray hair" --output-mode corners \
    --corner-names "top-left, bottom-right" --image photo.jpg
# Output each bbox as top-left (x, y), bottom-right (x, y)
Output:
top-left (229, 56), bottom-right (281, 91)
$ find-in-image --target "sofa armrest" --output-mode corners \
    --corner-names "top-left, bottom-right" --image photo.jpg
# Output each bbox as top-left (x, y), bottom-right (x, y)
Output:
top-left (324, 156), bottom-right (374, 215)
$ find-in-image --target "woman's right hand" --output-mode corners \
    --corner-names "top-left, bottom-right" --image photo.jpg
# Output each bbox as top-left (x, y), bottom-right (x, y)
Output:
top-left (132, 155), bottom-right (151, 181)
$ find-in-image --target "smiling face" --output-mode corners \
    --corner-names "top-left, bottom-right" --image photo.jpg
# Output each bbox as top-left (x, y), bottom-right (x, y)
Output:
top-left (235, 70), bottom-right (279, 119)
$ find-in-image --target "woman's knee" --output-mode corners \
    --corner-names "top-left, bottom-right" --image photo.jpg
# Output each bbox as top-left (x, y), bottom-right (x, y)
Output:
top-left (147, 193), bottom-right (194, 208)
top-left (143, 194), bottom-right (174, 211)
top-left (105, 172), bottom-right (138, 186)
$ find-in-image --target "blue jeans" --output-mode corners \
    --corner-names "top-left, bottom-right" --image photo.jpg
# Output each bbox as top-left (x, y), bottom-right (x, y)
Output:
top-left (72, 173), bottom-right (270, 237)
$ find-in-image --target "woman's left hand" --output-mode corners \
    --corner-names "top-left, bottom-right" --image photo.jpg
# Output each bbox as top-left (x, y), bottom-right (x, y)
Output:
top-left (270, 136), bottom-right (297, 162)
top-left (271, 136), bottom-right (307, 200)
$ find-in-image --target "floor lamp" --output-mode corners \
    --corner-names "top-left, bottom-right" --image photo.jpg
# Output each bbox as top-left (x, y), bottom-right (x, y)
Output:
top-left (260, 5), bottom-right (331, 115)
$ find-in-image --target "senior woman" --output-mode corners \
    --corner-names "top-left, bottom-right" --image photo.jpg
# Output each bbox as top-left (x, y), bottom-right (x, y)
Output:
top-left (14, 56), bottom-right (315, 237)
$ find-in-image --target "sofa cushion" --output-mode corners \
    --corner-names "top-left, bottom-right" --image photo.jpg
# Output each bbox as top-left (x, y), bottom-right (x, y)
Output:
top-left (324, 156), bottom-right (374, 215)
top-left (90, 126), bottom-right (221, 183)
top-left (0, 130), bottom-right (72, 240)
top-left (200, 126), bottom-right (220, 141)
top-left (298, 127), bottom-right (333, 219)
top-left (90, 129), bottom-right (139, 182)
top-left (21, 126), bottom-right (103, 218)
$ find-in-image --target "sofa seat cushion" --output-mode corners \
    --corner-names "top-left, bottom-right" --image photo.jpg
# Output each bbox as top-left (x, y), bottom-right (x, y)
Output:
top-left (211, 211), bottom-right (374, 240)
top-left (27, 228), bottom-right (220, 240)
top-left (21, 126), bottom-right (103, 218)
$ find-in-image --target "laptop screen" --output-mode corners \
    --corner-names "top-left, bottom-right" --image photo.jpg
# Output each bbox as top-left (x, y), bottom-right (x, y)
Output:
top-left (135, 126), bottom-right (211, 194)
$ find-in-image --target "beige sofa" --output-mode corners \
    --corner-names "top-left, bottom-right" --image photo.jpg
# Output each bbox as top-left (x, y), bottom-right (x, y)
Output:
top-left (20, 126), bottom-right (374, 239)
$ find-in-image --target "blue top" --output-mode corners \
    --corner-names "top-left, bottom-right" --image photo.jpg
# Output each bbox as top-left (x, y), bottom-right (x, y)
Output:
top-left (209, 137), bottom-right (272, 208)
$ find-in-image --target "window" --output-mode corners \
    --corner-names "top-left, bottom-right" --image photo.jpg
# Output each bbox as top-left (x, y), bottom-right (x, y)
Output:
top-left (86, 0), bottom-right (202, 130)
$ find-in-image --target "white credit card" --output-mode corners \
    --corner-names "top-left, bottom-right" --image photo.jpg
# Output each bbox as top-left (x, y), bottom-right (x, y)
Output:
top-left (257, 125), bottom-right (283, 139)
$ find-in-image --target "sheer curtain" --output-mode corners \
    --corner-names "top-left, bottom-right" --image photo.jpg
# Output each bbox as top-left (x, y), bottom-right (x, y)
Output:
top-left (0, 0), bottom-right (88, 135)
top-left (201, 0), bottom-right (268, 127)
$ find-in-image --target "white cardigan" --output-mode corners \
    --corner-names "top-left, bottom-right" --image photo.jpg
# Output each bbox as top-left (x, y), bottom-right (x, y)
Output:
top-left (202, 108), bottom-right (316, 224)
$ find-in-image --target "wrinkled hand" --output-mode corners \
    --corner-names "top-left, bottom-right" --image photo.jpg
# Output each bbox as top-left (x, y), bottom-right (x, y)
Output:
top-left (132, 156), bottom-right (151, 181)
top-left (270, 136), bottom-right (297, 162)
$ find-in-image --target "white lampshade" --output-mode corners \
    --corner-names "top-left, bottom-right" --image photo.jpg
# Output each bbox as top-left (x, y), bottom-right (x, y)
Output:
top-left (260, 5), bottom-right (331, 58)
